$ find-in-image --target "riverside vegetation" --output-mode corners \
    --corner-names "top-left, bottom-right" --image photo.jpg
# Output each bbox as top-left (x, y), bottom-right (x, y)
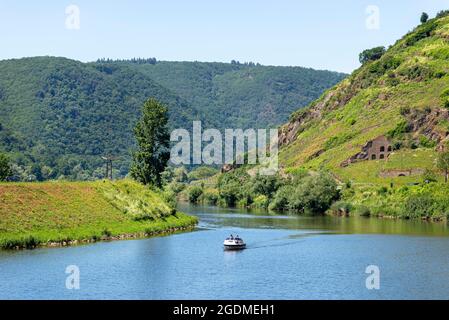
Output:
top-left (175, 11), bottom-right (449, 222)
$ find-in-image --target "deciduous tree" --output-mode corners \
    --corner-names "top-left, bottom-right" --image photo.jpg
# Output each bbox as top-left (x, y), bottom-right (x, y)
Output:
top-left (0, 153), bottom-right (12, 181)
top-left (130, 98), bottom-right (170, 187)
top-left (437, 151), bottom-right (449, 183)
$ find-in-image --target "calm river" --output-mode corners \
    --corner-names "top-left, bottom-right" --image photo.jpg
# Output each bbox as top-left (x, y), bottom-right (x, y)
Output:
top-left (1, 203), bottom-right (449, 299)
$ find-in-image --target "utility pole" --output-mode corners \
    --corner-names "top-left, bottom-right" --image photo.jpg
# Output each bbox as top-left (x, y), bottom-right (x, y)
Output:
top-left (101, 156), bottom-right (116, 180)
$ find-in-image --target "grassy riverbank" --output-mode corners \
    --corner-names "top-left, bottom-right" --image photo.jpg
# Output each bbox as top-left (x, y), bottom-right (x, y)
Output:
top-left (0, 179), bottom-right (198, 249)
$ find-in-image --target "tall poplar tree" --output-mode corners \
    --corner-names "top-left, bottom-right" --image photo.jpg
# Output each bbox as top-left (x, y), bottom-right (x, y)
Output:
top-left (130, 98), bottom-right (170, 187)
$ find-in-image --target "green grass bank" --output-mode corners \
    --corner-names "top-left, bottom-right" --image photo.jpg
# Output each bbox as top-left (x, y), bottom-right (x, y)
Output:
top-left (0, 179), bottom-right (198, 249)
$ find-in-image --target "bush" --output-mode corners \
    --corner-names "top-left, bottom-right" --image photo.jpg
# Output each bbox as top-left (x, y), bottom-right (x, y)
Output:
top-left (436, 10), bottom-right (449, 19)
top-left (329, 201), bottom-right (353, 216)
top-left (0, 153), bottom-right (12, 181)
top-left (441, 88), bottom-right (449, 108)
top-left (368, 56), bottom-right (402, 76)
top-left (167, 181), bottom-right (185, 194)
top-left (377, 186), bottom-right (388, 195)
top-left (162, 188), bottom-right (178, 210)
top-left (403, 193), bottom-right (435, 218)
top-left (354, 205), bottom-right (371, 217)
top-left (101, 228), bottom-right (112, 237)
top-left (405, 20), bottom-right (437, 46)
top-left (346, 118), bottom-right (356, 126)
top-left (202, 189), bottom-right (219, 205)
top-left (188, 186), bottom-right (203, 203)
top-left (250, 174), bottom-right (283, 199)
top-left (419, 135), bottom-right (437, 148)
top-left (422, 169), bottom-right (438, 183)
top-left (399, 65), bottom-right (434, 81)
top-left (287, 172), bottom-right (340, 214)
top-left (187, 166), bottom-right (218, 181)
top-left (387, 120), bottom-right (411, 139)
top-left (269, 185), bottom-right (294, 211)
top-left (323, 133), bottom-right (355, 150)
top-left (252, 195), bottom-right (269, 209)
top-left (399, 106), bottom-right (411, 116)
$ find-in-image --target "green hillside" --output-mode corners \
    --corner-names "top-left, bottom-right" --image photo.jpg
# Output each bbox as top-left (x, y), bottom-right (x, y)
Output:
top-left (0, 179), bottom-right (198, 249)
top-left (279, 13), bottom-right (449, 185)
top-left (0, 57), bottom-right (196, 180)
top-left (0, 57), bottom-right (344, 181)
top-left (102, 60), bottom-right (346, 129)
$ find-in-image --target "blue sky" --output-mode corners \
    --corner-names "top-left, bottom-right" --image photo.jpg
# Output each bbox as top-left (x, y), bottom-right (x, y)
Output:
top-left (0, 0), bottom-right (448, 73)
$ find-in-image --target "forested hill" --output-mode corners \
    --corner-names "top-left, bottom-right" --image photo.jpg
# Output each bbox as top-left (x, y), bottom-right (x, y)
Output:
top-left (0, 57), bottom-right (197, 180)
top-left (102, 60), bottom-right (346, 129)
top-left (0, 57), bottom-right (345, 181)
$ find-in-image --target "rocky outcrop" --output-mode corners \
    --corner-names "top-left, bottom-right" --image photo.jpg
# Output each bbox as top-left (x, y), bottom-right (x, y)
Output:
top-left (407, 108), bottom-right (449, 143)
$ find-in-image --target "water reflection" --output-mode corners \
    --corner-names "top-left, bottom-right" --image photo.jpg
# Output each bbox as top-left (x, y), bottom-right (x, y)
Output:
top-left (179, 203), bottom-right (449, 237)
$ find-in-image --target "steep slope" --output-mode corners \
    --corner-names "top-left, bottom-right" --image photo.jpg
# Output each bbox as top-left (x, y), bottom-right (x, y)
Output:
top-left (279, 14), bottom-right (449, 184)
top-left (104, 60), bottom-right (346, 129)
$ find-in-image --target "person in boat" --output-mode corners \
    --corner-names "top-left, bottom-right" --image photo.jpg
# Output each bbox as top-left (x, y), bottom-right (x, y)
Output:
top-left (230, 234), bottom-right (234, 240)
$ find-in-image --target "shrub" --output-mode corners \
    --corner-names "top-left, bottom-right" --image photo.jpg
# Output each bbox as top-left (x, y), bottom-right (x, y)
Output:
top-left (377, 186), bottom-right (388, 195)
top-left (252, 195), bottom-right (269, 209)
top-left (399, 65), bottom-right (434, 81)
top-left (354, 205), bottom-right (371, 217)
top-left (441, 88), bottom-right (449, 108)
top-left (162, 187), bottom-right (178, 210)
top-left (436, 10), bottom-right (449, 18)
top-left (329, 201), bottom-right (353, 216)
top-left (101, 228), bottom-right (112, 237)
top-left (269, 185), bottom-right (294, 211)
top-left (387, 120), bottom-right (411, 139)
top-left (422, 169), bottom-right (438, 183)
top-left (251, 174), bottom-right (283, 199)
top-left (0, 153), bottom-right (12, 181)
top-left (323, 133), bottom-right (355, 150)
top-left (167, 181), bottom-right (185, 194)
top-left (217, 169), bottom-right (251, 207)
top-left (23, 235), bottom-right (39, 249)
top-left (419, 135), bottom-right (437, 148)
top-left (368, 56), bottom-right (402, 76)
top-left (187, 166), bottom-right (218, 181)
top-left (188, 186), bottom-right (203, 203)
top-left (386, 77), bottom-right (400, 87)
top-left (399, 106), bottom-right (411, 115)
top-left (346, 118), bottom-right (356, 126)
top-left (287, 172), bottom-right (340, 214)
top-left (403, 193), bottom-right (435, 218)
top-left (202, 190), bottom-right (219, 205)
top-left (405, 20), bottom-right (437, 46)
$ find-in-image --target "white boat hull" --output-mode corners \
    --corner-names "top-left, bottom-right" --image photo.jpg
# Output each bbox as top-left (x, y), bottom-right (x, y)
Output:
top-left (223, 238), bottom-right (246, 250)
top-left (224, 244), bottom-right (246, 250)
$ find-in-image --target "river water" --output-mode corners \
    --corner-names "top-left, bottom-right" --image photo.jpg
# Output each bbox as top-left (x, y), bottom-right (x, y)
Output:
top-left (1, 203), bottom-right (449, 299)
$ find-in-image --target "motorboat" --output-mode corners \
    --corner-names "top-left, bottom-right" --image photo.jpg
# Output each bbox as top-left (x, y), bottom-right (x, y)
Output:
top-left (223, 235), bottom-right (246, 250)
